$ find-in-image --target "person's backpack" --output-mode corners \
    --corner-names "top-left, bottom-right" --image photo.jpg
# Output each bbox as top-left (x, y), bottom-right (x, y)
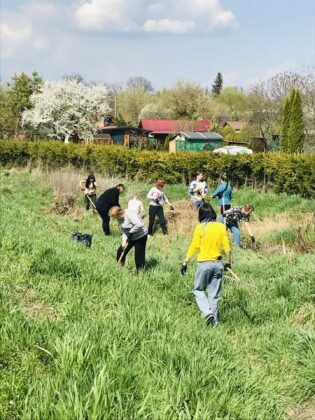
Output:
top-left (72, 232), bottom-right (93, 248)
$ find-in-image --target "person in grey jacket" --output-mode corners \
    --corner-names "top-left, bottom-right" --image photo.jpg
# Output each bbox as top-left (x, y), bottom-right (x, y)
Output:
top-left (110, 206), bottom-right (148, 272)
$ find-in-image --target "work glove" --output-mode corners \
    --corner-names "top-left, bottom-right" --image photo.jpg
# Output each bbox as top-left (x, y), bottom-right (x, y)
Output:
top-left (250, 236), bottom-right (256, 244)
top-left (169, 205), bottom-right (175, 211)
top-left (180, 262), bottom-right (188, 276)
top-left (154, 198), bottom-right (160, 204)
top-left (224, 263), bottom-right (232, 271)
top-left (127, 233), bottom-right (133, 243)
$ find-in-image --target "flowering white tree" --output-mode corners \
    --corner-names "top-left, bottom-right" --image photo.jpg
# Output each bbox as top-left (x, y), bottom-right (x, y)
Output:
top-left (138, 103), bottom-right (173, 120)
top-left (22, 80), bottom-right (110, 143)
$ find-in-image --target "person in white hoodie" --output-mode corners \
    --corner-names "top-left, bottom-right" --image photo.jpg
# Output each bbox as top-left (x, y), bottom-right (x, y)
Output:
top-left (147, 179), bottom-right (174, 237)
top-left (110, 206), bottom-right (148, 272)
top-left (127, 193), bottom-right (145, 217)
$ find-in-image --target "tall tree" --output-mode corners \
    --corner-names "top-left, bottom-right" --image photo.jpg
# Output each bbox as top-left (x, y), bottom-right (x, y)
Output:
top-left (126, 77), bottom-right (153, 92)
top-left (288, 89), bottom-right (304, 152)
top-left (212, 72), bottom-right (223, 96)
top-left (280, 95), bottom-right (291, 151)
top-left (0, 70), bottom-right (43, 138)
top-left (22, 80), bottom-right (110, 143)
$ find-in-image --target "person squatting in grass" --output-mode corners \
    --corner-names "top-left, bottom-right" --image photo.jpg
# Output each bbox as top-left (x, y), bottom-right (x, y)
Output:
top-left (110, 206), bottom-right (148, 272)
top-left (96, 184), bottom-right (125, 236)
top-left (223, 204), bottom-right (255, 247)
top-left (80, 174), bottom-right (97, 211)
top-left (147, 179), bottom-right (174, 237)
top-left (180, 203), bottom-right (231, 327)
top-left (189, 171), bottom-right (208, 209)
top-left (212, 174), bottom-right (233, 220)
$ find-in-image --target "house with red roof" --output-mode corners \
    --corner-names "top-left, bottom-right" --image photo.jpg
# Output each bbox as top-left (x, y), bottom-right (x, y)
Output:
top-left (223, 120), bottom-right (245, 133)
top-left (139, 119), bottom-right (210, 144)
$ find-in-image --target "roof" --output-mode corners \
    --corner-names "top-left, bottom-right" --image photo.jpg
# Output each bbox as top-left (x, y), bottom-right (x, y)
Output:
top-left (139, 119), bottom-right (210, 132)
top-left (224, 121), bottom-right (245, 130)
top-left (172, 131), bottom-right (223, 141)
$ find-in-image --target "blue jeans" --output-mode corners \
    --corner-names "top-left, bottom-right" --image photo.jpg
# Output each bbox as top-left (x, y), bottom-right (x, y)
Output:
top-left (219, 218), bottom-right (241, 247)
top-left (228, 223), bottom-right (240, 246)
top-left (193, 260), bottom-right (223, 323)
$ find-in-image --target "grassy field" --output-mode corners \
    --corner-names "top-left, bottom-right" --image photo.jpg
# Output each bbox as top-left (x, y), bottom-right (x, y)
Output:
top-left (0, 169), bottom-right (314, 420)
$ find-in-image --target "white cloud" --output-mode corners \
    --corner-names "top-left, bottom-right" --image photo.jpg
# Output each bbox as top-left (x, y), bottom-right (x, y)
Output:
top-left (0, 3), bottom-right (63, 60)
top-left (144, 19), bottom-right (194, 34)
top-left (74, 0), bottom-right (238, 34)
top-left (74, 0), bottom-right (141, 31)
top-left (0, 20), bottom-right (33, 58)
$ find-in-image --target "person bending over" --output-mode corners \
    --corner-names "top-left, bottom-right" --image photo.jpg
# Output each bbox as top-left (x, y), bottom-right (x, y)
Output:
top-left (223, 204), bottom-right (255, 247)
top-left (96, 184), bottom-right (125, 236)
top-left (110, 206), bottom-right (148, 272)
top-left (180, 202), bottom-right (231, 327)
top-left (147, 179), bottom-right (174, 237)
top-left (189, 171), bottom-right (208, 209)
top-left (80, 174), bottom-right (97, 211)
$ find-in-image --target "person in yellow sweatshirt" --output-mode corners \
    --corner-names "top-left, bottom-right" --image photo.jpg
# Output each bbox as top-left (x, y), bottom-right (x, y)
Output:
top-left (180, 202), bottom-right (231, 327)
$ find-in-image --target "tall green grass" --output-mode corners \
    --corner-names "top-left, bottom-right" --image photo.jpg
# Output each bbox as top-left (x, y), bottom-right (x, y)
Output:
top-left (0, 171), bottom-right (314, 419)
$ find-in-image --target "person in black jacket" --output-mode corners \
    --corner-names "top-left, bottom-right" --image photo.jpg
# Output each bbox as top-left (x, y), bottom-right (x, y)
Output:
top-left (96, 184), bottom-right (125, 236)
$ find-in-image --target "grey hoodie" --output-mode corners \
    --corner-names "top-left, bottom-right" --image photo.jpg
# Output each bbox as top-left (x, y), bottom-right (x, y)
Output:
top-left (119, 209), bottom-right (148, 241)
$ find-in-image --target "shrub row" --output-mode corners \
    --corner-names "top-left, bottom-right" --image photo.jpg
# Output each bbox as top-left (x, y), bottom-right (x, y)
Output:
top-left (0, 140), bottom-right (314, 198)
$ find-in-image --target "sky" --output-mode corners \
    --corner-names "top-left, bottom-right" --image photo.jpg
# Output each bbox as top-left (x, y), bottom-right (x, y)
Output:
top-left (1, 0), bottom-right (314, 90)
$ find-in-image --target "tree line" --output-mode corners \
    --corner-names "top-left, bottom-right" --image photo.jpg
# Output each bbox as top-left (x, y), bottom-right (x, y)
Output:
top-left (0, 70), bottom-right (314, 150)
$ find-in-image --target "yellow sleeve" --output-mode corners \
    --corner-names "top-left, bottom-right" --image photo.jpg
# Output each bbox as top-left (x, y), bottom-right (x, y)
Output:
top-left (221, 226), bottom-right (231, 254)
top-left (186, 225), bottom-right (202, 259)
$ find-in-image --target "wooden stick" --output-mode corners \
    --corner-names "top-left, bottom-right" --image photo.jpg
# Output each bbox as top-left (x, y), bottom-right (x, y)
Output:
top-left (226, 267), bottom-right (241, 282)
top-left (118, 243), bottom-right (128, 263)
top-left (86, 194), bottom-right (96, 209)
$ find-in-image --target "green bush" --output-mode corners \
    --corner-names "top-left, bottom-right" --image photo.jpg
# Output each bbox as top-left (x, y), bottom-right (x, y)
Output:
top-left (0, 140), bottom-right (314, 197)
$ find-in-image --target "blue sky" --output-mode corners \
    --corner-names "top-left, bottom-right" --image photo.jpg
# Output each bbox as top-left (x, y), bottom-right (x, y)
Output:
top-left (1, 0), bottom-right (314, 89)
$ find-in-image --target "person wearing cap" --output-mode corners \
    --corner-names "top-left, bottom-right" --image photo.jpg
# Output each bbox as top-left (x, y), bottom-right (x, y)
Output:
top-left (180, 202), bottom-right (231, 327)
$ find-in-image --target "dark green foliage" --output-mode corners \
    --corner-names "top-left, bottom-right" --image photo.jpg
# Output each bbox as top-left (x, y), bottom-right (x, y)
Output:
top-left (0, 140), bottom-right (314, 198)
top-left (280, 96), bottom-right (291, 152)
top-left (0, 71), bottom-right (43, 138)
top-left (212, 72), bottom-right (223, 96)
top-left (288, 89), bottom-right (304, 152)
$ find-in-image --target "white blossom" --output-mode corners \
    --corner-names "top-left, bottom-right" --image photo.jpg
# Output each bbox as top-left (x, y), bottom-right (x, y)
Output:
top-left (22, 80), bottom-right (110, 143)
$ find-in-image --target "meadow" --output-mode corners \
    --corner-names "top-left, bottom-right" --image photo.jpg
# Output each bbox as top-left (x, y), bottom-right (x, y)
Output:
top-left (0, 168), bottom-right (314, 420)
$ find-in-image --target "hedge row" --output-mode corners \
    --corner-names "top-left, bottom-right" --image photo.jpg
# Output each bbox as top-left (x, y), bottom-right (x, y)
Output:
top-left (0, 140), bottom-right (314, 198)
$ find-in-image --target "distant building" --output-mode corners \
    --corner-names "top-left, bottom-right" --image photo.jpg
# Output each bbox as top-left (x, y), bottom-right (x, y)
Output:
top-left (223, 121), bottom-right (245, 133)
top-left (169, 131), bottom-right (223, 153)
top-left (93, 126), bottom-right (148, 147)
top-left (139, 119), bottom-right (210, 145)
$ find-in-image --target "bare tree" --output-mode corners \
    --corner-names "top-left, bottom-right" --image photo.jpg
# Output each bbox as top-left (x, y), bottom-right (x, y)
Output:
top-left (126, 77), bottom-right (153, 92)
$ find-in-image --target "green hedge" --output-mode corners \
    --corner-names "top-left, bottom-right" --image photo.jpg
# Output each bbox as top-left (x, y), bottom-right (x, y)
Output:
top-left (0, 140), bottom-right (314, 198)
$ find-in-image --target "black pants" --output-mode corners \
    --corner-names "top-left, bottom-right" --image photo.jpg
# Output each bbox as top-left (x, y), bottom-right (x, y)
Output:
top-left (97, 207), bottom-right (111, 235)
top-left (85, 194), bottom-right (96, 210)
top-left (116, 235), bottom-right (147, 271)
top-left (148, 205), bottom-right (167, 235)
top-left (220, 204), bottom-right (231, 215)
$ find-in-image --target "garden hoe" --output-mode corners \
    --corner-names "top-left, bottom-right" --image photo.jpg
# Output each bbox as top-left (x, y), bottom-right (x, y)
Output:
top-left (86, 194), bottom-right (97, 209)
